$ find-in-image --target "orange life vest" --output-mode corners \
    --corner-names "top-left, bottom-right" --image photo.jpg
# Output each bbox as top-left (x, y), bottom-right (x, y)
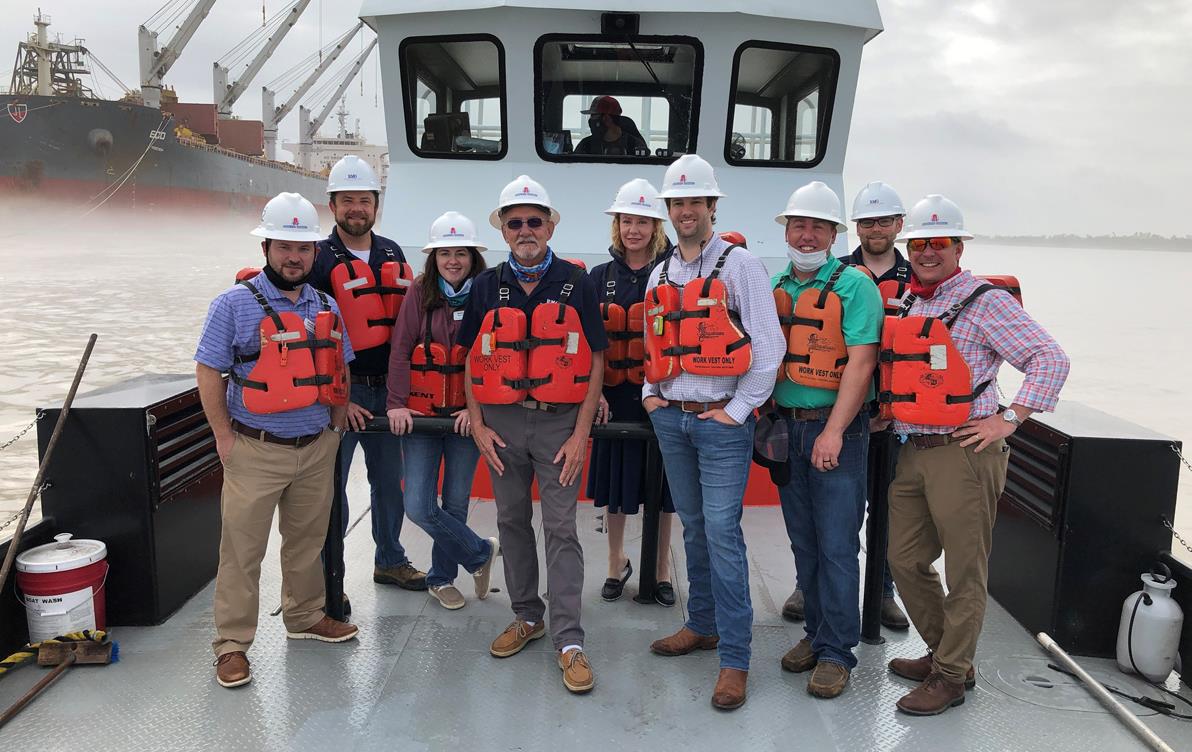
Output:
top-left (877, 285), bottom-right (997, 426)
top-left (230, 281), bottom-right (347, 414)
top-left (773, 288), bottom-right (795, 384)
top-left (469, 264), bottom-right (592, 404)
top-left (849, 260), bottom-right (912, 315)
top-left (781, 264), bottom-right (850, 390)
top-left (975, 275), bottom-right (1023, 307)
top-left (235, 267), bottom-right (261, 282)
top-left (408, 314), bottom-right (467, 416)
top-left (599, 266), bottom-right (647, 386)
top-left (643, 245), bottom-right (752, 381)
top-left (328, 248), bottom-right (413, 351)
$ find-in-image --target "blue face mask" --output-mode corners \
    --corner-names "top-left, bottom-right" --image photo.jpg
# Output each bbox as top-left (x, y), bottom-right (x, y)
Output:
top-left (438, 276), bottom-right (473, 307)
top-left (508, 247), bottom-right (554, 283)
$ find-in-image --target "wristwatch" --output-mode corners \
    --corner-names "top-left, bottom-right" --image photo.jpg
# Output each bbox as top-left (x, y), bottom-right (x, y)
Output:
top-left (330, 425), bottom-right (344, 434)
top-left (1001, 409), bottom-right (1022, 427)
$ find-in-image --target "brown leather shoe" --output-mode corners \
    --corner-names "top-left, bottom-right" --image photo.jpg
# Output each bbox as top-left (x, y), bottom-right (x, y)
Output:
top-left (780, 638), bottom-right (817, 673)
top-left (711, 668), bottom-right (748, 710)
top-left (807, 661), bottom-right (850, 698)
top-left (888, 653), bottom-right (976, 690)
top-left (650, 627), bottom-right (719, 657)
top-left (214, 651), bottom-right (251, 688)
top-left (880, 596), bottom-right (910, 630)
top-left (490, 619), bottom-right (546, 658)
top-left (374, 562), bottom-right (428, 591)
top-left (286, 615), bottom-right (359, 643)
top-left (782, 589), bottom-right (805, 621)
top-left (896, 672), bottom-right (966, 715)
top-left (557, 649), bottom-right (595, 693)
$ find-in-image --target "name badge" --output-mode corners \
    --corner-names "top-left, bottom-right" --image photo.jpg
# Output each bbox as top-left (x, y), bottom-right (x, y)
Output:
top-left (453, 310), bottom-right (465, 321)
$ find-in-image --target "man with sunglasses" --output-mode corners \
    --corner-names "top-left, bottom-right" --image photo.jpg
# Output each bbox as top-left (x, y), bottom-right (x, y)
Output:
top-left (783, 181), bottom-right (911, 631)
top-left (883, 194), bottom-right (1068, 716)
top-left (457, 175), bottom-right (608, 695)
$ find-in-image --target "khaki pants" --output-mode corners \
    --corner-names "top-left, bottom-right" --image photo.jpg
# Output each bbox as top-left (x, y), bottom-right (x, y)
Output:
top-left (887, 439), bottom-right (1009, 683)
top-left (212, 430), bottom-right (339, 657)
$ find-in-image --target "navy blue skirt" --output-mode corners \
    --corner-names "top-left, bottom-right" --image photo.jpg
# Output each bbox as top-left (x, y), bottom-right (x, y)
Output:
top-left (586, 382), bottom-right (675, 514)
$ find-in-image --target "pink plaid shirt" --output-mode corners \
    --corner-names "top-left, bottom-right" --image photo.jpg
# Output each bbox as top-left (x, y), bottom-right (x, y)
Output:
top-left (891, 270), bottom-right (1070, 436)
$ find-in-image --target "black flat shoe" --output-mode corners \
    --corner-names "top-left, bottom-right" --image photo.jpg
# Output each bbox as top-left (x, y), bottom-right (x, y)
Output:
top-left (601, 560), bottom-right (633, 602)
top-left (654, 581), bottom-right (676, 607)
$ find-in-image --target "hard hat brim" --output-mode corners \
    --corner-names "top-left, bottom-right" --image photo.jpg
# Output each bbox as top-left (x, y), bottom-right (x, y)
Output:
top-left (849, 209), bottom-right (906, 221)
top-left (774, 212), bottom-right (847, 233)
top-left (656, 187), bottom-right (726, 200)
top-left (489, 204), bottom-right (561, 230)
top-left (603, 205), bottom-right (666, 221)
top-left (422, 241), bottom-right (488, 253)
top-left (898, 228), bottom-right (975, 241)
top-left (249, 227), bottom-right (325, 242)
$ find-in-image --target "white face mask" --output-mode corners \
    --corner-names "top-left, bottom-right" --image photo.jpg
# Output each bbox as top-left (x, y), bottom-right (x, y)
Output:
top-left (786, 245), bottom-right (829, 272)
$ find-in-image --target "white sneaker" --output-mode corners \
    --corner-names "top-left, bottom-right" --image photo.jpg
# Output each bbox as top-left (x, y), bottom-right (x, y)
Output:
top-left (429, 584), bottom-right (466, 610)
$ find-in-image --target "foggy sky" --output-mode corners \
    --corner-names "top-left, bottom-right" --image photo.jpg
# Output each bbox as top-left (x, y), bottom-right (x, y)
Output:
top-left (3, 0), bottom-right (1189, 236)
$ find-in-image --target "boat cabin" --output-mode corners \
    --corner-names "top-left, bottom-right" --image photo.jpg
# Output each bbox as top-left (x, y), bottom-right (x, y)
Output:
top-left (359, 0), bottom-right (882, 259)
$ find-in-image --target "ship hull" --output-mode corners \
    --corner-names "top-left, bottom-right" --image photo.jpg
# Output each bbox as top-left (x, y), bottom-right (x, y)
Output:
top-left (0, 95), bottom-right (326, 214)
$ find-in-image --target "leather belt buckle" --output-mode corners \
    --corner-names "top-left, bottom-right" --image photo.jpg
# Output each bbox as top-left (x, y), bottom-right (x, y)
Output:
top-left (676, 399), bottom-right (730, 413)
top-left (779, 406), bottom-right (833, 422)
top-left (907, 433), bottom-right (957, 450)
top-left (350, 373), bottom-right (387, 387)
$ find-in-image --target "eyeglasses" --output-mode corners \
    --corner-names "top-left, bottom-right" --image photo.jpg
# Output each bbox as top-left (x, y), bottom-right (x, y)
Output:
top-left (906, 237), bottom-right (959, 252)
top-left (504, 217), bottom-right (546, 231)
top-left (857, 217), bottom-right (897, 229)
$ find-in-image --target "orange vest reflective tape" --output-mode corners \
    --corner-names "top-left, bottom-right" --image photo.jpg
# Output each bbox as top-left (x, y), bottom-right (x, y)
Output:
top-left (784, 264), bottom-right (849, 390)
top-left (878, 284), bottom-right (997, 426)
top-left (409, 314), bottom-right (467, 415)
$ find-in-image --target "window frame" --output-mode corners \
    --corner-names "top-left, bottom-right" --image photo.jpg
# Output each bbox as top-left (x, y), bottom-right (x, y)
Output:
top-left (532, 33), bottom-right (705, 165)
top-left (399, 33), bottom-right (508, 161)
top-left (723, 40), bottom-right (840, 169)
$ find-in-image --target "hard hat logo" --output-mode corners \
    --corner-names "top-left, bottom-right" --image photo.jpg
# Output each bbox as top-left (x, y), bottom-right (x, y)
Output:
top-left (292, 217), bottom-right (299, 226)
top-left (931, 213), bottom-right (939, 221)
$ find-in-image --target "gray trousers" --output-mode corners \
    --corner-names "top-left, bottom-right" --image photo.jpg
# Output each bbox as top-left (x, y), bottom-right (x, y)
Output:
top-left (481, 403), bottom-right (585, 649)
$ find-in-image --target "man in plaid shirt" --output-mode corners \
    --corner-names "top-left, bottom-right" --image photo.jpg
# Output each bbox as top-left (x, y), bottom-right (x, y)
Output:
top-left (882, 195), bottom-right (1069, 716)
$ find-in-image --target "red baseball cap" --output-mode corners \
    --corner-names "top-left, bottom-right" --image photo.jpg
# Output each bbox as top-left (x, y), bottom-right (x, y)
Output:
top-left (581, 95), bottom-right (622, 117)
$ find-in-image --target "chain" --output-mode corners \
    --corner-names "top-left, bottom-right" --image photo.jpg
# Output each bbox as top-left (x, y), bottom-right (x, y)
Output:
top-left (1173, 443), bottom-right (1192, 475)
top-left (0, 410), bottom-right (44, 453)
top-left (0, 483), bottom-right (50, 533)
top-left (1163, 516), bottom-right (1192, 558)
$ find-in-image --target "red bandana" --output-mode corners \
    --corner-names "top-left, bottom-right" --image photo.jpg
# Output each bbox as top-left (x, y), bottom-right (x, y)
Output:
top-left (908, 268), bottom-right (962, 300)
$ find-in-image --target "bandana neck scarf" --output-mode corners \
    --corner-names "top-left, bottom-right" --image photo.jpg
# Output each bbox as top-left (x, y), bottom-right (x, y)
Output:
top-left (438, 276), bottom-right (473, 308)
top-left (508, 247), bottom-right (554, 283)
top-left (909, 267), bottom-right (962, 300)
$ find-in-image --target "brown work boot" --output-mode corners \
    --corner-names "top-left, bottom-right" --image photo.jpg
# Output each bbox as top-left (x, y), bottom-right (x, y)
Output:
top-left (711, 668), bottom-right (748, 710)
top-left (214, 651), bottom-right (251, 688)
top-left (650, 627), bottom-right (719, 656)
top-left (286, 615), bottom-right (359, 643)
top-left (782, 588), bottom-right (805, 621)
top-left (780, 638), bottom-right (818, 673)
top-left (374, 562), bottom-right (428, 591)
top-left (490, 619), bottom-right (546, 658)
top-left (881, 596), bottom-right (910, 630)
top-left (807, 661), bottom-right (851, 698)
top-left (888, 653), bottom-right (976, 689)
top-left (896, 672), bottom-right (966, 716)
top-left (557, 649), bottom-right (595, 694)
top-left (473, 537), bottom-right (500, 600)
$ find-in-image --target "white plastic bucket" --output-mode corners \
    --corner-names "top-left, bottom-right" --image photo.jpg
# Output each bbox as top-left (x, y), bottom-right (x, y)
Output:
top-left (15, 533), bottom-right (108, 641)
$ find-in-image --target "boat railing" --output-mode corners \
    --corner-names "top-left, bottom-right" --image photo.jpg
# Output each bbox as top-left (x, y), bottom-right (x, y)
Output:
top-left (174, 135), bottom-right (323, 179)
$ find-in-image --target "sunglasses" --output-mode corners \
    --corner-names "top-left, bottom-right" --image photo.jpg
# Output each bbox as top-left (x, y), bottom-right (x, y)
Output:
top-left (907, 237), bottom-right (959, 252)
top-left (857, 217), bottom-right (897, 228)
top-left (504, 217), bottom-right (546, 230)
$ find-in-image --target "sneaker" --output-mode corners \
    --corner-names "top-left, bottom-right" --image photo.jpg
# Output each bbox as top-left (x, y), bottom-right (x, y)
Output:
top-left (429, 584), bottom-right (466, 610)
top-left (286, 615), bottom-right (359, 643)
top-left (782, 588), bottom-right (805, 621)
top-left (557, 649), bottom-right (595, 693)
top-left (214, 651), bottom-right (251, 688)
top-left (807, 661), bottom-right (850, 699)
top-left (374, 562), bottom-right (428, 591)
top-left (473, 538), bottom-right (500, 600)
top-left (490, 619), bottom-right (546, 658)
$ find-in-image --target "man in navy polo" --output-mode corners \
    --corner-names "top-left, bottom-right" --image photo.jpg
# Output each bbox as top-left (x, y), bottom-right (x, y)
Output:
top-left (458, 175), bottom-right (607, 694)
top-left (196, 192), bottom-right (359, 690)
top-left (310, 156), bottom-right (426, 592)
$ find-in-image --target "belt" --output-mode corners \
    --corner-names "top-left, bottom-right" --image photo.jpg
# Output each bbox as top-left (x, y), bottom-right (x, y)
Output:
top-left (350, 373), bottom-right (387, 386)
top-left (675, 400), bottom-right (730, 413)
top-left (905, 433), bottom-right (961, 450)
top-left (231, 420), bottom-right (323, 448)
top-left (516, 399), bottom-right (562, 413)
top-left (775, 406), bottom-right (835, 422)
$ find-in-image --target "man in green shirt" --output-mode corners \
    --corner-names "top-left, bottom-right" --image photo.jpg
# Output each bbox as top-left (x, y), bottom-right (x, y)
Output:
top-left (770, 182), bottom-right (882, 699)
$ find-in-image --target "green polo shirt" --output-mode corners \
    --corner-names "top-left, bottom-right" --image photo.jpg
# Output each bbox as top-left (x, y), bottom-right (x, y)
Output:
top-left (771, 256), bottom-right (883, 409)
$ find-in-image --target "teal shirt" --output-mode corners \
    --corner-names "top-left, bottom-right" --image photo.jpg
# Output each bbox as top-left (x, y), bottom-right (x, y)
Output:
top-left (770, 256), bottom-right (883, 409)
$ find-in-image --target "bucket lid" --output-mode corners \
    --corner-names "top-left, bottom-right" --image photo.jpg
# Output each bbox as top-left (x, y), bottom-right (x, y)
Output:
top-left (15, 533), bottom-right (107, 573)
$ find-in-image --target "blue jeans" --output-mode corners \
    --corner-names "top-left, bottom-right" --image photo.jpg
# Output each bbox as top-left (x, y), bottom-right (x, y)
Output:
top-left (777, 413), bottom-right (868, 669)
top-left (339, 382), bottom-right (407, 568)
top-left (402, 432), bottom-right (491, 587)
top-left (649, 406), bottom-right (755, 671)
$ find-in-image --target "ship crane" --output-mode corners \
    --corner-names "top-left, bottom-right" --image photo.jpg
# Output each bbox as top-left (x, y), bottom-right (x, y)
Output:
top-left (296, 37), bottom-right (378, 170)
top-left (262, 21), bottom-right (363, 161)
top-left (138, 0), bottom-right (218, 110)
top-left (213, 0), bottom-right (312, 119)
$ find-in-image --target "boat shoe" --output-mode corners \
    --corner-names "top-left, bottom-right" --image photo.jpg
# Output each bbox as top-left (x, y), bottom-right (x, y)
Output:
top-left (557, 649), bottom-right (595, 693)
top-left (215, 651), bottom-right (251, 688)
top-left (429, 584), bottom-right (466, 610)
top-left (490, 619), bottom-right (546, 657)
top-left (473, 537), bottom-right (500, 599)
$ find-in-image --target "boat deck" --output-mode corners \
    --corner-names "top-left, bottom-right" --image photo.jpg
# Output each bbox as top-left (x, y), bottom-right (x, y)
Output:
top-left (2, 469), bottom-right (1189, 751)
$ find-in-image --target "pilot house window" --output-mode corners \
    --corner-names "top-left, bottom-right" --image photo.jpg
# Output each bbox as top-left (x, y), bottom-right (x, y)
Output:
top-left (400, 35), bottom-right (506, 159)
top-left (535, 35), bottom-right (702, 163)
top-left (726, 42), bottom-right (839, 167)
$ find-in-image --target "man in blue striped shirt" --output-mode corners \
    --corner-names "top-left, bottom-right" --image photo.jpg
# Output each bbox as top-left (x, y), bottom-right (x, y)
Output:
top-left (195, 193), bottom-right (359, 690)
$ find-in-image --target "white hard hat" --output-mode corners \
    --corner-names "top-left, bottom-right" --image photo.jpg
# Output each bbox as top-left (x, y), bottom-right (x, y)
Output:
top-left (423, 211), bottom-right (488, 253)
top-left (250, 192), bottom-right (323, 241)
top-left (775, 181), bottom-right (847, 232)
top-left (657, 154), bottom-right (725, 199)
top-left (604, 178), bottom-right (665, 220)
top-left (326, 155), bottom-right (380, 193)
top-left (899, 194), bottom-right (975, 240)
top-left (489, 174), bottom-right (560, 230)
top-left (850, 181), bottom-right (906, 221)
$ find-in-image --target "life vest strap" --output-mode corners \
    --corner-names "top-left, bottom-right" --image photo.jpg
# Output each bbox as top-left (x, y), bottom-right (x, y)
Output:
top-left (608, 357), bottom-right (645, 369)
top-left (367, 316), bottom-right (397, 328)
top-left (410, 362), bottom-right (465, 375)
top-left (815, 264), bottom-right (847, 308)
top-left (229, 371), bottom-right (269, 392)
top-left (606, 330), bottom-right (642, 341)
top-left (790, 315), bottom-right (823, 330)
top-left (944, 379), bottom-right (991, 405)
top-left (237, 280), bottom-right (287, 332)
